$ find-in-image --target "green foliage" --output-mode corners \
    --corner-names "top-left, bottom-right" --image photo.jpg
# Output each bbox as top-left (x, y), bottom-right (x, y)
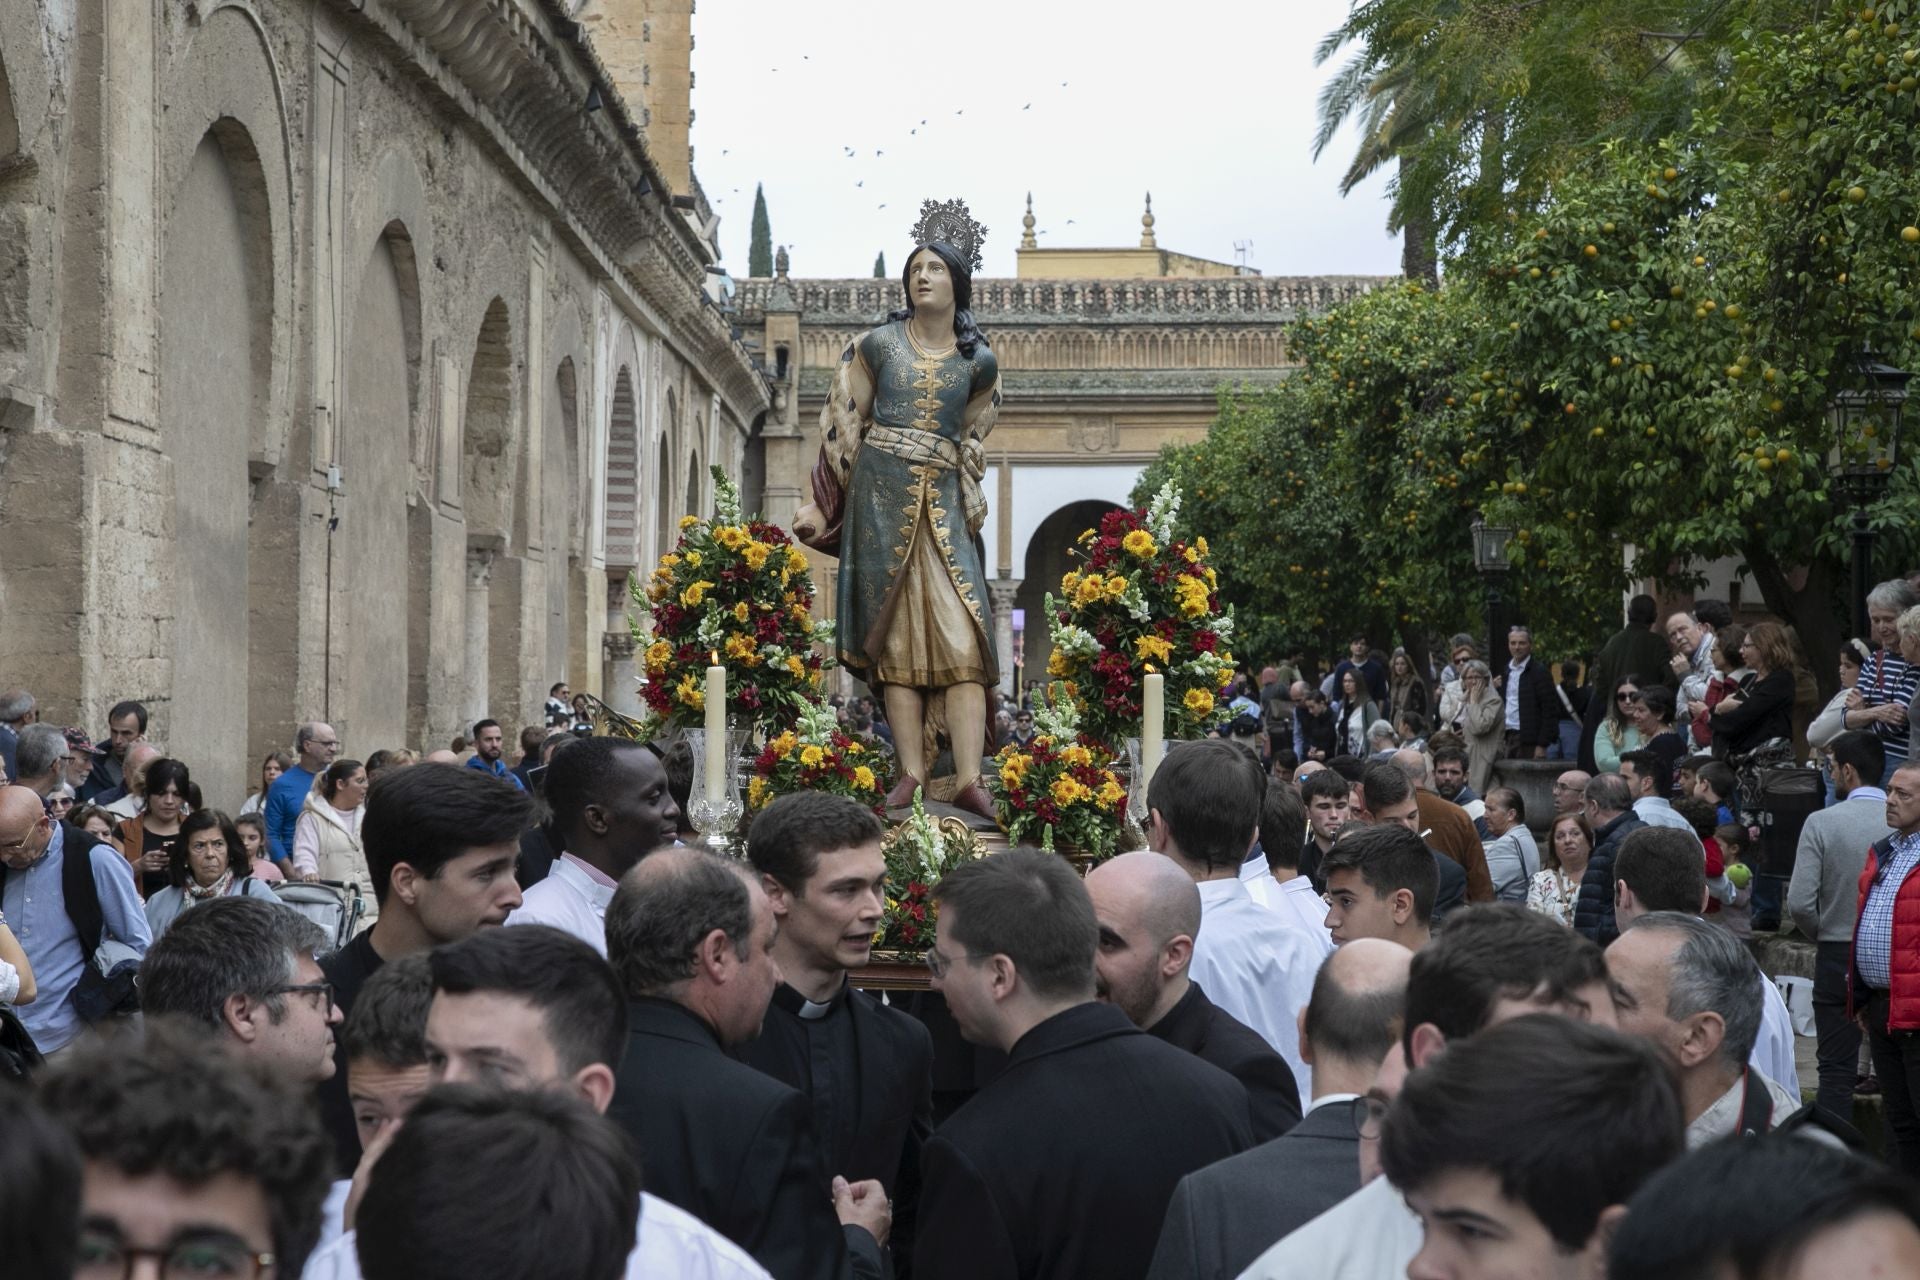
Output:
top-left (873, 251), bottom-right (887, 278)
top-left (1162, 3), bottom-right (1920, 670)
top-left (749, 183), bottom-right (773, 279)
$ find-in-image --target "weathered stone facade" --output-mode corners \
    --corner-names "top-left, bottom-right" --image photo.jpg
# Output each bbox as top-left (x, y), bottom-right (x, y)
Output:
top-left (736, 256), bottom-right (1392, 691)
top-left (0, 0), bottom-right (765, 805)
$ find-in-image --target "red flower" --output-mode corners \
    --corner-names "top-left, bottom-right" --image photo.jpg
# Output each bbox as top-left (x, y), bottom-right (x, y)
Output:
top-left (1193, 630), bottom-right (1218, 653)
top-left (907, 881), bottom-right (928, 897)
top-left (909, 902), bottom-right (927, 922)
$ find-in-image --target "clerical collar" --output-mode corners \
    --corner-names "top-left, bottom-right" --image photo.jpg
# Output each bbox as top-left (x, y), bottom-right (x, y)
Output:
top-left (772, 980), bottom-right (848, 1021)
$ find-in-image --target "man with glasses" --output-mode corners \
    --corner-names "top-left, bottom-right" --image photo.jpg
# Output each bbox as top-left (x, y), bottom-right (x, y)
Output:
top-left (11, 723), bottom-right (72, 804)
top-left (265, 722), bottom-right (341, 865)
top-left (36, 1018), bottom-right (334, 1280)
top-left (0, 784), bottom-right (150, 1057)
top-left (137, 894), bottom-right (343, 1085)
top-left (1552, 767), bottom-right (1592, 818)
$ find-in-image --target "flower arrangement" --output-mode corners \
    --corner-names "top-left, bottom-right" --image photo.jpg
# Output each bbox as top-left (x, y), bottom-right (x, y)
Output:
top-left (634, 467), bottom-right (835, 734)
top-left (873, 788), bottom-right (982, 951)
top-left (1045, 482), bottom-right (1236, 749)
top-left (987, 691), bottom-right (1127, 861)
top-left (747, 698), bottom-right (890, 816)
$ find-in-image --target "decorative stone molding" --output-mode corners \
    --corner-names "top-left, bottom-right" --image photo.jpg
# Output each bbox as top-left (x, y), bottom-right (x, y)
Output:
top-left (602, 629), bottom-right (636, 659)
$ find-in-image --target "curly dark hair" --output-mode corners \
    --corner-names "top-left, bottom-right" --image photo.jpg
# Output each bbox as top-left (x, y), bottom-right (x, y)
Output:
top-left (35, 1021), bottom-right (333, 1273)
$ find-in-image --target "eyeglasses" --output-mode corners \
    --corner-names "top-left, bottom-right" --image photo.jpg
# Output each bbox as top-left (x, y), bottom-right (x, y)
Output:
top-left (1617, 691), bottom-right (1642, 703)
top-left (923, 946), bottom-right (991, 980)
top-left (267, 981), bottom-right (335, 1017)
top-left (76, 1228), bottom-right (275, 1279)
top-left (1352, 1095), bottom-right (1391, 1141)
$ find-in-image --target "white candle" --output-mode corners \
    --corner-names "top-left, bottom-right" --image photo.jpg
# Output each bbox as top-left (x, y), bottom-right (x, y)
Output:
top-left (1142, 672), bottom-right (1165, 790)
top-left (705, 655), bottom-right (727, 804)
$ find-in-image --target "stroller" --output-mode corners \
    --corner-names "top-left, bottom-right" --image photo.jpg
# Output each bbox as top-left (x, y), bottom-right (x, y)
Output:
top-left (273, 879), bottom-right (367, 953)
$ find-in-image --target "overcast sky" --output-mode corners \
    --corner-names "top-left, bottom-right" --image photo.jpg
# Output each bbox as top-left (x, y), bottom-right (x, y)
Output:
top-left (687, 0), bottom-right (1402, 281)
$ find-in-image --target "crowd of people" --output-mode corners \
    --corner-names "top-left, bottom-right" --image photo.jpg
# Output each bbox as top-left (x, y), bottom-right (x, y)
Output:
top-left (5, 581), bottom-right (1920, 1278)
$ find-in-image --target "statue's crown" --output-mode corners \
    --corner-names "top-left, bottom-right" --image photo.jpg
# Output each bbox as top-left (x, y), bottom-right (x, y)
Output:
top-left (909, 198), bottom-right (986, 272)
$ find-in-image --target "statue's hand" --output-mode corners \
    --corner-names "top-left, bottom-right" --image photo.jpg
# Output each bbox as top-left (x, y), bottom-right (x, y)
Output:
top-left (794, 501), bottom-right (822, 542)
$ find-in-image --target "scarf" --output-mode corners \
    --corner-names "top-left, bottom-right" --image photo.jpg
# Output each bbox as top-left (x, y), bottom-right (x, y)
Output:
top-left (186, 870), bottom-right (234, 901)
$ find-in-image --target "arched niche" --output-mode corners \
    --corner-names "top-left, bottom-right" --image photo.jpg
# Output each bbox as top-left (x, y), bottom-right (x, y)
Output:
top-left (462, 297), bottom-right (514, 542)
top-left (605, 365), bottom-right (638, 567)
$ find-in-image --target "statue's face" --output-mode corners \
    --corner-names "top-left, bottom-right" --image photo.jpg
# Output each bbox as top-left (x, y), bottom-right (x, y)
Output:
top-left (908, 248), bottom-right (954, 312)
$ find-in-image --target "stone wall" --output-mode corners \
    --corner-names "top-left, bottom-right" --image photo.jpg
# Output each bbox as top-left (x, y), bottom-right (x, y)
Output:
top-left (0, 0), bottom-right (766, 805)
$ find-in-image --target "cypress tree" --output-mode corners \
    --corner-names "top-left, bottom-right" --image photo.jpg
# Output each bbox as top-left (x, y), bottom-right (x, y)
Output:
top-left (873, 251), bottom-right (887, 278)
top-left (748, 183), bottom-right (773, 277)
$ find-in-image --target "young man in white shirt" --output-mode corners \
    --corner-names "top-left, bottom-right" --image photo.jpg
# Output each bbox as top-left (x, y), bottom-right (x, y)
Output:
top-left (302, 924), bottom-right (771, 1280)
top-left (1242, 774), bottom-right (1337, 957)
top-left (1147, 738), bottom-right (1326, 1104)
top-left (508, 738), bottom-right (681, 955)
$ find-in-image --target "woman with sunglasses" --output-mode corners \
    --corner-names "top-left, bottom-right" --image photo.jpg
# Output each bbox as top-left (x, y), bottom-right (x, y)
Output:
top-left (1594, 674), bottom-right (1649, 775)
top-left (43, 785), bottom-right (76, 824)
top-left (143, 809), bottom-right (280, 939)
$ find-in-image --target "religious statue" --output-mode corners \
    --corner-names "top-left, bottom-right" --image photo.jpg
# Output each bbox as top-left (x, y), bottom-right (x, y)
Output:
top-left (794, 199), bottom-right (1003, 819)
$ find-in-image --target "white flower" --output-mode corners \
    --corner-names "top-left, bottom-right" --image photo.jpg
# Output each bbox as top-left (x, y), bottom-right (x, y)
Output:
top-left (1145, 481), bottom-right (1182, 545)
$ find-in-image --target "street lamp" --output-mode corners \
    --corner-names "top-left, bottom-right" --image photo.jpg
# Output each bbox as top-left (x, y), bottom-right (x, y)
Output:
top-left (1470, 516), bottom-right (1515, 667)
top-left (1827, 346), bottom-right (1910, 640)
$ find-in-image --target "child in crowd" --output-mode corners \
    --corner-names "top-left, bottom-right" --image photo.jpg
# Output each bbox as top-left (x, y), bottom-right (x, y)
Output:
top-left (1714, 821), bottom-right (1755, 938)
top-left (233, 813), bottom-right (284, 883)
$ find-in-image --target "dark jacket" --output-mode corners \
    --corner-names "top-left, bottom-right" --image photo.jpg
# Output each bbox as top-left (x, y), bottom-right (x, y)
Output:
top-left (1146, 981), bottom-right (1301, 1142)
top-left (1146, 1099), bottom-right (1364, 1280)
top-left (609, 998), bottom-right (884, 1280)
top-left (1498, 656), bottom-right (1561, 750)
top-left (1431, 845), bottom-right (1468, 924)
top-left (914, 1002), bottom-right (1254, 1280)
top-left (736, 981), bottom-right (935, 1273)
top-left (1711, 669), bottom-right (1796, 759)
top-left (1333, 657), bottom-right (1388, 707)
top-left (1295, 706), bottom-right (1336, 760)
top-left (1572, 810), bottom-right (1647, 945)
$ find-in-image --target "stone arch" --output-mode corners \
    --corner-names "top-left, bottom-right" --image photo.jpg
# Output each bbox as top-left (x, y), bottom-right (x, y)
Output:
top-left (656, 388), bottom-right (679, 562)
top-left (545, 355), bottom-right (581, 683)
top-left (685, 441), bottom-right (702, 520)
top-left (0, 42), bottom-right (16, 162)
top-left (1015, 498), bottom-right (1124, 690)
top-left (605, 366), bottom-right (638, 567)
top-left (462, 297), bottom-right (514, 541)
top-left (160, 120), bottom-right (275, 808)
top-left (339, 229), bottom-right (420, 751)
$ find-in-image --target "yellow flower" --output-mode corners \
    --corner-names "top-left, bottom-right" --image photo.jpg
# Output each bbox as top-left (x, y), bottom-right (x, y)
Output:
top-left (1122, 529), bottom-right (1157, 559)
top-left (1050, 777), bottom-right (1091, 806)
top-left (1033, 736), bottom-right (1055, 752)
top-left (1182, 546), bottom-right (1199, 564)
top-left (1103, 575), bottom-right (1128, 601)
top-left (732, 602), bottom-right (750, 623)
top-left (1074, 575), bottom-right (1106, 607)
top-left (1184, 687), bottom-right (1215, 716)
top-left (1060, 744), bottom-right (1093, 768)
top-left (679, 580), bottom-right (713, 608)
top-left (846, 740), bottom-right (863, 755)
top-left (1217, 666), bottom-right (1234, 689)
top-left (853, 765), bottom-right (877, 791)
top-left (675, 675), bottom-right (704, 711)
top-left (679, 515), bottom-right (701, 530)
top-left (785, 546), bottom-right (809, 574)
top-left (747, 776), bottom-right (769, 808)
top-left (1195, 536), bottom-right (1210, 557)
top-left (1061, 570), bottom-right (1082, 597)
top-left (1046, 649), bottom-right (1071, 678)
top-left (1174, 578), bottom-right (1209, 618)
top-left (684, 550), bottom-right (702, 568)
top-left (1134, 634), bottom-right (1173, 664)
top-left (715, 526), bottom-right (747, 551)
top-left (1097, 780), bottom-right (1126, 809)
top-left (786, 655), bottom-right (807, 678)
top-left (743, 541), bottom-right (771, 571)
top-left (771, 731), bottom-right (798, 759)
top-left (661, 553), bottom-right (682, 569)
top-left (1204, 567), bottom-right (1218, 589)
top-left (799, 745), bottom-right (826, 768)
top-left (724, 634), bottom-right (757, 662)
top-left (643, 641), bottom-right (673, 674)
top-left (791, 605), bottom-right (812, 626)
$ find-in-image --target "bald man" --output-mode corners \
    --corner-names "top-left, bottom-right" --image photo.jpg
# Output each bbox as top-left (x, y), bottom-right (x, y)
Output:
top-left (99, 742), bottom-right (161, 819)
top-left (1086, 852), bottom-right (1303, 1141)
top-left (1148, 938), bottom-right (1413, 1280)
top-left (422, 749), bottom-right (461, 765)
top-left (0, 784), bottom-right (151, 1055)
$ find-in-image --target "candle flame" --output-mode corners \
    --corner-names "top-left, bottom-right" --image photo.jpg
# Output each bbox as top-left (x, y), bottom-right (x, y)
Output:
top-left (711, 650), bottom-right (719, 665)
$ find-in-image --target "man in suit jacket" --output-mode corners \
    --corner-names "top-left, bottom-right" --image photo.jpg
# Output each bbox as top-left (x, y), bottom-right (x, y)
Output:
top-left (1086, 850), bottom-right (1301, 1139)
top-left (604, 847), bottom-right (890, 1280)
top-left (915, 849), bottom-right (1256, 1280)
top-left (1148, 937), bottom-right (1413, 1280)
top-left (737, 793), bottom-right (935, 1273)
top-left (1497, 625), bottom-right (1561, 759)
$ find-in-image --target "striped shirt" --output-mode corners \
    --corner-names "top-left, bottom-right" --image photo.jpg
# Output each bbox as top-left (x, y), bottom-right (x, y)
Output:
top-left (1862, 648), bottom-right (1920, 765)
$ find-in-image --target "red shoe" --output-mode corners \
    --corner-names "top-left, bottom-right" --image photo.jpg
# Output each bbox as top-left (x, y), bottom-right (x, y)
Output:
top-left (884, 774), bottom-right (924, 811)
top-left (952, 781), bottom-right (998, 822)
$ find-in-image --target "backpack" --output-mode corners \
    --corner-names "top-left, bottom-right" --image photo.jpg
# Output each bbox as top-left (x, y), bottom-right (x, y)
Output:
top-left (0, 824), bottom-right (140, 1023)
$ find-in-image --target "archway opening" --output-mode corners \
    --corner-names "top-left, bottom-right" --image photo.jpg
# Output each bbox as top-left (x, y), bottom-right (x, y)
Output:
top-left (604, 365), bottom-right (637, 567)
top-left (462, 298), bottom-right (514, 540)
top-left (1015, 499), bottom-right (1123, 698)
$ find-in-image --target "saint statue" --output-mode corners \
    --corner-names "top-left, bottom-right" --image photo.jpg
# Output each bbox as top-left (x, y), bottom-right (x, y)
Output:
top-left (794, 200), bottom-right (1003, 819)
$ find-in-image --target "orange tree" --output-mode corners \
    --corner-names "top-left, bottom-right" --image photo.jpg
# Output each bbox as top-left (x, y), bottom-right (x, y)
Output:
top-left (1148, 3), bottom-right (1920, 684)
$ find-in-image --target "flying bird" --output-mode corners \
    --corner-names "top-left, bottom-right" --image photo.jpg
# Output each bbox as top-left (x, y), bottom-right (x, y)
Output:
top-left (876, 150), bottom-right (884, 156)
top-left (856, 180), bottom-right (864, 187)
top-left (956, 109), bottom-right (964, 115)
top-left (1023, 103), bottom-right (1031, 110)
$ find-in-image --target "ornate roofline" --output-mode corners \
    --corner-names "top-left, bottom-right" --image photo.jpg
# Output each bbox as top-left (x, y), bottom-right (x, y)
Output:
top-left (732, 276), bottom-right (1395, 327)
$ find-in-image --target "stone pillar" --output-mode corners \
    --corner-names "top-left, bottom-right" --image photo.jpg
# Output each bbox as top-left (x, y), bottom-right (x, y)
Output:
top-left (989, 577), bottom-right (1023, 698)
top-left (465, 547), bottom-right (495, 726)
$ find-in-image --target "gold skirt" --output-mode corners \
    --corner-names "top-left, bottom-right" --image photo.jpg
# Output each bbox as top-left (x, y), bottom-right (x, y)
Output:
top-left (870, 508), bottom-right (991, 690)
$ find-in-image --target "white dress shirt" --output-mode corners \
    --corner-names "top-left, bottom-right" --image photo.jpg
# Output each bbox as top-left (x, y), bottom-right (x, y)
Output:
top-left (1234, 1175), bottom-right (1420, 1280)
top-left (1243, 872), bottom-right (1336, 960)
top-left (1753, 975), bottom-right (1802, 1097)
top-left (507, 854), bottom-right (618, 956)
top-left (1503, 656), bottom-right (1527, 730)
top-left (300, 1193), bottom-right (771, 1280)
top-left (1191, 876), bottom-right (1326, 1111)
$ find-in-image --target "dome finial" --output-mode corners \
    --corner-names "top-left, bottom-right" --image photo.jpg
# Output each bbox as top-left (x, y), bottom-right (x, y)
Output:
top-left (1020, 192), bottom-right (1037, 250)
top-left (1140, 192), bottom-right (1157, 249)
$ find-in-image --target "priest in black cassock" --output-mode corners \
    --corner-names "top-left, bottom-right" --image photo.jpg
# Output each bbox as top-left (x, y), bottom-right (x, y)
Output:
top-left (738, 792), bottom-right (935, 1274)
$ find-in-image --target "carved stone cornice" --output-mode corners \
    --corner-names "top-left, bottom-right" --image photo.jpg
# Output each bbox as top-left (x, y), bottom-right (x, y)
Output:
top-left (732, 276), bottom-right (1395, 327)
